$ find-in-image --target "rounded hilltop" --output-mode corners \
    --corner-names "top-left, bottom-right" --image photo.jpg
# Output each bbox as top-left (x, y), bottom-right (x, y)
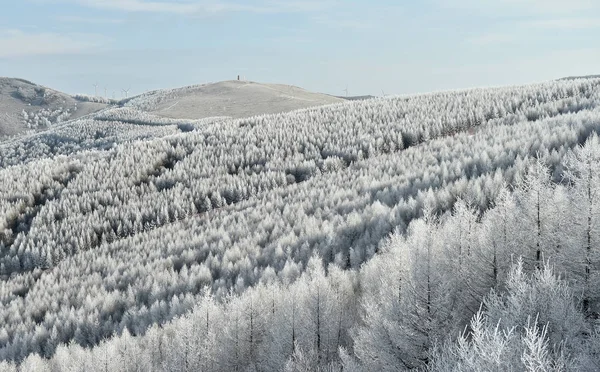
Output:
top-left (0, 77), bottom-right (107, 137)
top-left (124, 79), bottom-right (346, 120)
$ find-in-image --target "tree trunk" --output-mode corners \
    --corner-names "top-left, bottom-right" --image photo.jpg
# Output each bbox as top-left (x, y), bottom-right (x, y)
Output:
top-left (316, 287), bottom-right (321, 364)
top-left (536, 188), bottom-right (542, 269)
top-left (584, 157), bottom-right (593, 313)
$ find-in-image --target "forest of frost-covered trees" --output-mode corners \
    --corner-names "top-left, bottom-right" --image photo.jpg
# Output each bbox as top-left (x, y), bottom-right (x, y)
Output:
top-left (1, 78), bottom-right (600, 370)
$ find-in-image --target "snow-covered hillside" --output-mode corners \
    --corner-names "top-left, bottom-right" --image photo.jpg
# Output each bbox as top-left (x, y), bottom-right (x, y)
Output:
top-left (0, 79), bottom-right (343, 142)
top-left (0, 78), bottom-right (107, 138)
top-left (1, 78), bottom-right (600, 371)
top-left (122, 80), bottom-right (345, 120)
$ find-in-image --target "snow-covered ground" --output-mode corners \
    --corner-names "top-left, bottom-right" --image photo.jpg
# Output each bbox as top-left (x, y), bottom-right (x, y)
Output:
top-left (124, 80), bottom-right (345, 119)
top-left (2, 77), bottom-right (600, 371)
top-left (0, 78), bottom-right (107, 137)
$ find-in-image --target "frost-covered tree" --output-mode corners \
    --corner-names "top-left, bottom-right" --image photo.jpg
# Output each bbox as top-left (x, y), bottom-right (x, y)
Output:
top-left (430, 262), bottom-right (588, 372)
top-left (564, 134), bottom-right (600, 314)
top-left (348, 212), bottom-right (461, 371)
top-left (2, 77), bottom-right (600, 364)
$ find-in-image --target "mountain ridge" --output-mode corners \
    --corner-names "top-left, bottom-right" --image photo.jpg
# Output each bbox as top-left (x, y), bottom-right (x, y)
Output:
top-left (0, 77), bottom-right (108, 137)
top-left (122, 79), bottom-right (346, 120)
top-left (0, 78), bottom-right (347, 138)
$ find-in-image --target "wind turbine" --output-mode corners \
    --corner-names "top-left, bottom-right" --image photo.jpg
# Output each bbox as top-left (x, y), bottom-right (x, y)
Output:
top-left (122, 87), bottom-right (130, 99)
top-left (343, 86), bottom-right (349, 97)
top-left (104, 87), bottom-right (108, 98)
top-left (93, 83), bottom-right (98, 96)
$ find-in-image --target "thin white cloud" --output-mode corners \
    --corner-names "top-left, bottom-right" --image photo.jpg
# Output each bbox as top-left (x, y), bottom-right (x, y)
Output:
top-left (467, 32), bottom-right (518, 46)
top-left (312, 15), bottom-right (374, 31)
top-left (55, 15), bottom-right (125, 24)
top-left (526, 18), bottom-right (600, 30)
top-left (262, 1), bottom-right (335, 13)
top-left (466, 16), bottom-right (600, 46)
top-left (310, 4), bottom-right (401, 31)
top-left (39, 0), bottom-right (336, 15)
top-left (76, 0), bottom-right (213, 14)
top-left (0, 29), bottom-right (108, 58)
top-left (502, 0), bottom-right (599, 14)
top-left (440, 0), bottom-right (600, 16)
top-left (437, 47), bottom-right (600, 83)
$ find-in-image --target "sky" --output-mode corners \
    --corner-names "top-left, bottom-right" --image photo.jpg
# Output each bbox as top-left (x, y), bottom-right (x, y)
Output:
top-left (0, 0), bottom-right (599, 98)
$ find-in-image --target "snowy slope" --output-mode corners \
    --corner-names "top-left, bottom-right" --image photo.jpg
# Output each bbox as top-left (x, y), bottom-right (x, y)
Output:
top-left (124, 80), bottom-right (345, 120)
top-left (0, 78), bottom-right (107, 137)
top-left (1, 77), bottom-right (600, 370)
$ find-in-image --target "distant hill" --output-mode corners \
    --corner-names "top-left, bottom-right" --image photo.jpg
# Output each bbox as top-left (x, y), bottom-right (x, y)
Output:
top-left (124, 80), bottom-right (345, 120)
top-left (0, 78), bottom-right (107, 137)
top-left (1, 79), bottom-right (347, 138)
top-left (559, 74), bottom-right (600, 81)
top-left (336, 95), bottom-right (376, 101)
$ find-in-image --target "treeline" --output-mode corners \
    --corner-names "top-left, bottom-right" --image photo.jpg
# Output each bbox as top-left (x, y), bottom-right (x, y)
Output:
top-left (3, 136), bottom-right (600, 371)
top-left (21, 108), bottom-right (73, 130)
top-left (72, 94), bottom-right (119, 105)
top-left (94, 107), bottom-right (226, 128)
top-left (0, 78), bottom-right (599, 362)
top-left (2, 78), bottom-right (598, 168)
top-left (3, 78), bottom-right (599, 272)
top-left (0, 119), bottom-right (181, 167)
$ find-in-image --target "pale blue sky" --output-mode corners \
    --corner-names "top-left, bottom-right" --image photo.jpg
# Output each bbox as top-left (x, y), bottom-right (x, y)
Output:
top-left (0, 0), bottom-right (599, 97)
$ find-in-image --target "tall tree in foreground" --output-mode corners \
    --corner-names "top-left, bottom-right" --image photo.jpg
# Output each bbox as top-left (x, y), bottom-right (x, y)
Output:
top-left (347, 210), bottom-right (460, 371)
top-left (514, 160), bottom-right (555, 270)
top-left (429, 261), bottom-right (589, 372)
top-left (476, 186), bottom-right (519, 291)
top-left (564, 134), bottom-right (600, 314)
